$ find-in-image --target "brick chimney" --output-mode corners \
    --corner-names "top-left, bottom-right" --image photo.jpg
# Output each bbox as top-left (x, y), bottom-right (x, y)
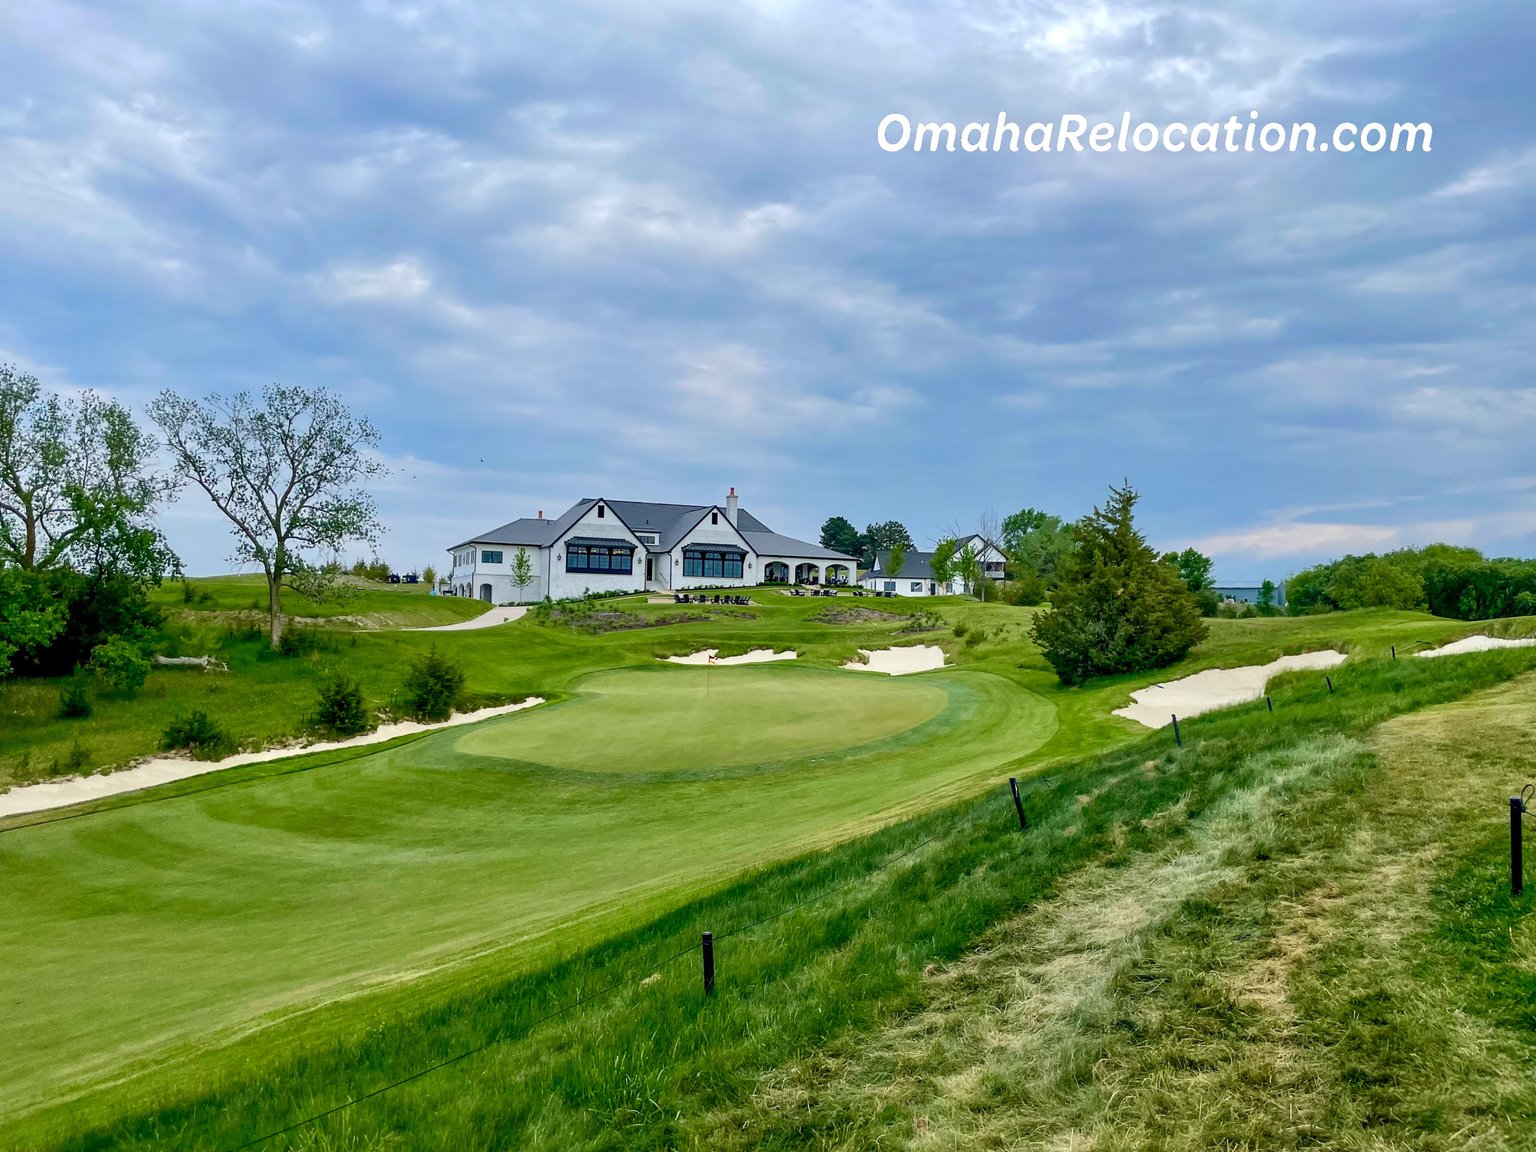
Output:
top-left (537, 510), bottom-right (543, 520)
top-left (725, 486), bottom-right (739, 525)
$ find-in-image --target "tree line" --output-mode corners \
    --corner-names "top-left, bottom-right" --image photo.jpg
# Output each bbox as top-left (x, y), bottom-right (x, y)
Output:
top-left (1287, 544), bottom-right (1536, 620)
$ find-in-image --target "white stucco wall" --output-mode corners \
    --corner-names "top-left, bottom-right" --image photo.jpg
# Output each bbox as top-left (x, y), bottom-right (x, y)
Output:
top-left (546, 503), bottom-right (646, 599)
top-left (668, 512), bottom-right (756, 589)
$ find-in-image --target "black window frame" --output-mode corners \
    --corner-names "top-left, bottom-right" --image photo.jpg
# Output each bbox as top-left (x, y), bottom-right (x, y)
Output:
top-left (682, 547), bottom-right (744, 580)
top-left (565, 542), bottom-right (634, 575)
top-left (481, 549), bottom-right (504, 564)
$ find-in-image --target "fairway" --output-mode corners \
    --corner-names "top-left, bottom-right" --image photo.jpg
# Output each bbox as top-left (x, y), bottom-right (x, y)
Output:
top-left (457, 666), bottom-right (951, 772)
top-left (0, 666), bottom-right (1054, 1121)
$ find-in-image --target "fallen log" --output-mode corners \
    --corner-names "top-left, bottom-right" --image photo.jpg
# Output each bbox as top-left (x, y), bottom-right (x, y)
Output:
top-left (153, 654), bottom-right (230, 672)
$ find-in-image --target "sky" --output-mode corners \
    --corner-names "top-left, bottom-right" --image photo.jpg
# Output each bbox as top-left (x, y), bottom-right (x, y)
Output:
top-left (1, 0), bottom-right (1533, 582)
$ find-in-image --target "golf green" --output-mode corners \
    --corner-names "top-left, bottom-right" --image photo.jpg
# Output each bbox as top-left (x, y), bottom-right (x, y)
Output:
top-left (455, 665), bottom-right (951, 772)
top-left (0, 667), bottom-right (1055, 1121)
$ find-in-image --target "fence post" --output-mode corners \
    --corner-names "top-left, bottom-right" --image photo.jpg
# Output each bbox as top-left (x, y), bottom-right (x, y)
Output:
top-left (1009, 777), bottom-right (1028, 830)
top-left (702, 931), bottom-right (715, 995)
top-left (1265, 695), bottom-right (1274, 713)
top-left (1391, 644), bottom-right (1396, 660)
top-left (1512, 798), bottom-right (1524, 898)
top-left (1325, 675), bottom-right (1334, 694)
top-left (1171, 715), bottom-right (1182, 747)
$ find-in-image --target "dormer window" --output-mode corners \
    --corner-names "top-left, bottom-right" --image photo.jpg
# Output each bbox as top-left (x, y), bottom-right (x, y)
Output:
top-left (711, 511), bottom-right (718, 525)
top-left (597, 504), bottom-right (605, 518)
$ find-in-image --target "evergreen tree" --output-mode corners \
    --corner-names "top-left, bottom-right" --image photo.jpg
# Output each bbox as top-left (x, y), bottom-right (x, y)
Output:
top-left (1029, 482), bottom-right (1207, 686)
top-left (818, 515), bottom-right (861, 558)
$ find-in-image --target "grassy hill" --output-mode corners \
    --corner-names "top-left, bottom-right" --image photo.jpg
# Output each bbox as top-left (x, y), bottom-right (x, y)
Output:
top-left (2, 594), bottom-right (1533, 1147)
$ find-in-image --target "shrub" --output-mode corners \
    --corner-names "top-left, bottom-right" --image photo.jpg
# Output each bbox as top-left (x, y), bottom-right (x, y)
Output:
top-left (162, 710), bottom-right (233, 760)
top-left (1001, 569), bottom-right (1048, 606)
top-left (56, 678), bottom-right (92, 719)
top-left (402, 647), bottom-right (466, 722)
top-left (90, 637), bottom-right (151, 694)
top-left (314, 673), bottom-right (373, 736)
top-left (964, 630), bottom-right (984, 648)
top-left (52, 739), bottom-right (91, 775)
top-left (952, 621), bottom-right (969, 638)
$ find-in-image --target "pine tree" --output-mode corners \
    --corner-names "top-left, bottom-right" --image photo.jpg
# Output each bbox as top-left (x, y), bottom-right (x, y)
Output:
top-left (1029, 482), bottom-right (1207, 685)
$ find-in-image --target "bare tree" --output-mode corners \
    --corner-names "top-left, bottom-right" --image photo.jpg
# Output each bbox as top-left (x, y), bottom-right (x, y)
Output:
top-left (150, 384), bottom-right (386, 650)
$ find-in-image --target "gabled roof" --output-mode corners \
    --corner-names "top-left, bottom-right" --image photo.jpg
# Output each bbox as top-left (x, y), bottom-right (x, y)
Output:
top-left (450, 496), bottom-right (857, 563)
top-left (864, 550), bottom-right (940, 582)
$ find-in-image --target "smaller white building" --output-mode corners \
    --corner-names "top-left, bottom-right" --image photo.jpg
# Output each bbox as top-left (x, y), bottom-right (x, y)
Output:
top-left (859, 534), bottom-right (1008, 598)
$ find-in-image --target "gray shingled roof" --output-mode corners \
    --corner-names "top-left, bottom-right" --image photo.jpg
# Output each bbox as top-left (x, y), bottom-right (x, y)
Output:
top-left (864, 550), bottom-right (939, 582)
top-left (740, 530), bottom-right (858, 562)
top-left (452, 496), bottom-right (856, 562)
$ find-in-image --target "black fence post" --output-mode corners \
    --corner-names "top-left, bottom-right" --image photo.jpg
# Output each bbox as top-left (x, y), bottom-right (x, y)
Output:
top-left (1512, 798), bottom-right (1524, 898)
top-left (1325, 675), bottom-right (1334, 694)
top-left (1265, 695), bottom-right (1274, 713)
top-left (1171, 715), bottom-right (1182, 747)
top-left (702, 931), bottom-right (715, 995)
top-left (1009, 777), bottom-right (1028, 830)
top-left (1391, 644), bottom-right (1397, 660)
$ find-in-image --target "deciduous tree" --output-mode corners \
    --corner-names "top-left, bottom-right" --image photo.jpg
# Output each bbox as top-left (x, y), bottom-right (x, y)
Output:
top-left (510, 547), bottom-right (535, 602)
top-left (150, 384), bottom-right (385, 651)
top-left (0, 365), bottom-right (177, 580)
top-left (930, 538), bottom-right (958, 592)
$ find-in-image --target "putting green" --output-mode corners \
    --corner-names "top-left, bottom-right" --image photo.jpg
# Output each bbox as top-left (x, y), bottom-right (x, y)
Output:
top-left (456, 666), bottom-right (950, 772)
top-left (0, 669), bottom-right (1056, 1123)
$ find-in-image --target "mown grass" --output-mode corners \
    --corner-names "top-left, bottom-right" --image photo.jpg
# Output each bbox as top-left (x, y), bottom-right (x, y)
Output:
top-left (0, 665), bottom-right (1054, 1123)
top-left (13, 643), bottom-right (1535, 1150)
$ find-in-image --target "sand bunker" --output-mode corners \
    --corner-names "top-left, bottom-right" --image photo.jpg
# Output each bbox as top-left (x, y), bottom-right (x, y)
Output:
top-left (1416, 634), bottom-right (1536, 658)
top-left (665, 648), bottom-right (798, 665)
top-left (1114, 650), bottom-right (1347, 729)
top-left (0, 698), bottom-right (546, 819)
top-left (843, 645), bottom-right (948, 675)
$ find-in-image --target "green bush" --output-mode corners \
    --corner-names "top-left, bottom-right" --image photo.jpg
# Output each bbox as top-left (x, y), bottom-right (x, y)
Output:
top-left (314, 673), bottom-right (373, 736)
top-left (952, 620), bottom-right (969, 638)
top-left (161, 710), bottom-right (233, 761)
top-left (52, 739), bottom-right (91, 776)
top-left (402, 648), bottom-right (466, 722)
top-left (90, 638), bottom-right (151, 694)
top-left (56, 678), bottom-right (93, 719)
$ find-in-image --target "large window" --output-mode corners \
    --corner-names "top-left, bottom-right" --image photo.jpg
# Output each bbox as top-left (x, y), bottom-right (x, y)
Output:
top-left (683, 547), bottom-right (744, 580)
top-left (883, 581), bottom-right (896, 592)
top-left (481, 549), bottom-right (503, 564)
top-left (566, 543), bottom-right (633, 574)
top-left (910, 581), bottom-right (924, 593)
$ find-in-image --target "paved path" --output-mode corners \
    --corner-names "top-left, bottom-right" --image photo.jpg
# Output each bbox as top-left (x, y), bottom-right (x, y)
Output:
top-left (406, 605), bottom-right (529, 631)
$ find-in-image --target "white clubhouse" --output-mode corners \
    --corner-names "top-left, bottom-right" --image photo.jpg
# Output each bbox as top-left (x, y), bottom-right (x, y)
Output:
top-left (447, 489), bottom-right (860, 602)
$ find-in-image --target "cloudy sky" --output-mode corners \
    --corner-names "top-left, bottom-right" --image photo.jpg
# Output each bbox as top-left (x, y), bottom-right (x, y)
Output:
top-left (2, 0), bottom-right (1532, 580)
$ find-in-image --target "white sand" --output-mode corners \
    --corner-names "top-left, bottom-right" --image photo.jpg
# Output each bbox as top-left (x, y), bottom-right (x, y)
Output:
top-left (0, 698), bottom-right (546, 819)
top-left (1416, 634), bottom-right (1536, 658)
top-left (1114, 650), bottom-right (1348, 729)
top-left (406, 605), bottom-right (528, 631)
top-left (843, 645), bottom-right (948, 675)
top-left (664, 648), bottom-right (798, 665)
